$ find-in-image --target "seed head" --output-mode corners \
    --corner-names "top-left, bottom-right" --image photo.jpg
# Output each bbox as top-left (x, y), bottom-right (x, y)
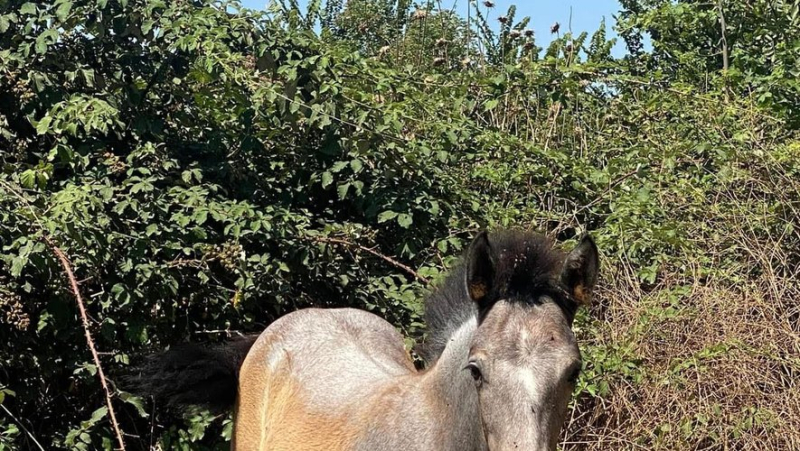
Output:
top-left (498, 16), bottom-right (508, 24)
top-left (483, 1), bottom-right (495, 7)
top-left (550, 22), bottom-right (560, 34)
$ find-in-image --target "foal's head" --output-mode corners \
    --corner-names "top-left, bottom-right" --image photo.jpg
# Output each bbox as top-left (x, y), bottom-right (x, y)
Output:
top-left (464, 231), bottom-right (599, 451)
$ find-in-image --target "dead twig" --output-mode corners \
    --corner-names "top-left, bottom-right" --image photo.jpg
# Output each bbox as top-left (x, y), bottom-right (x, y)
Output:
top-left (309, 235), bottom-right (429, 285)
top-left (578, 165), bottom-right (644, 213)
top-left (42, 236), bottom-right (127, 451)
top-left (717, 0), bottom-right (729, 72)
top-left (0, 404), bottom-right (46, 451)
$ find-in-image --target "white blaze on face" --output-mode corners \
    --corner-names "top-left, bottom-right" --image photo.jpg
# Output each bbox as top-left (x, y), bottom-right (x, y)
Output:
top-left (517, 326), bottom-right (543, 401)
top-left (520, 364), bottom-right (542, 402)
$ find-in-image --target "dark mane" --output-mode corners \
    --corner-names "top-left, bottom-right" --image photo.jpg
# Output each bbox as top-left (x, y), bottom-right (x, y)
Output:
top-left (419, 230), bottom-right (574, 363)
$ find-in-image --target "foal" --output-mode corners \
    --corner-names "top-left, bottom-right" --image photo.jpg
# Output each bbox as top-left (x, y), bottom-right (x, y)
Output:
top-left (134, 230), bottom-right (599, 451)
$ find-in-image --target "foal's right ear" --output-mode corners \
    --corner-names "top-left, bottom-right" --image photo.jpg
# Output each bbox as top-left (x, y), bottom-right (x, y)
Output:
top-left (466, 231), bottom-right (495, 307)
top-left (561, 234), bottom-right (600, 305)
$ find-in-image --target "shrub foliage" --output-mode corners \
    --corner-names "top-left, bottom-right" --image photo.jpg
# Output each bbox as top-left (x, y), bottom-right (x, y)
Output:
top-left (0, 0), bottom-right (798, 449)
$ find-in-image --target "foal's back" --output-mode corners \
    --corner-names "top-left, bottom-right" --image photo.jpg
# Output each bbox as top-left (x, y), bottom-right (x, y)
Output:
top-left (234, 308), bottom-right (417, 450)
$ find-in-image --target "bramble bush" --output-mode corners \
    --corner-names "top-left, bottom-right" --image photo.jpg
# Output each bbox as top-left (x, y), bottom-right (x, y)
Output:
top-left (1, 0), bottom-right (798, 449)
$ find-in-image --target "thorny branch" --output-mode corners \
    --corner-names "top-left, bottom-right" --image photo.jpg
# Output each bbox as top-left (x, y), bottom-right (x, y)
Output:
top-left (43, 236), bottom-right (127, 451)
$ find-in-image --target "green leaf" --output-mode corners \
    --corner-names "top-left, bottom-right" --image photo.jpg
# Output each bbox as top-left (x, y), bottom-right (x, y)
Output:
top-left (321, 171), bottom-right (333, 188)
top-left (35, 28), bottom-right (58, 54)
top-left (88, 406), bottom-right (108, 425)
top-left (35, 115), bottom-right (52, 135)
top-left (397, 213), bottom-right (413, 228)
top-left (350, 159), bottom-right (363, 173)
top-left (194, 210), bottom-right (208, 225)
top-left (330, 161), bottom-right (348, 173)
top-left (80, 68), bottom-right (95, 87)
top-left (20, 170), bottom-right (36, 189)
top-left (118, 392), bottom-right (148, 418)
top-left (37, 310), bottom-right (52, 332)
top-left (52, 143), bottom-right (74, 163)
top-left (81, 364), bottom-right (97, 376)
top-left (55, 1), bottom-right (72, 21)
top-left (110, 286), bottom-right (131, 309)
top-left (11, 256), bottom-right (27, 278)
top-left (141, 19), bottom-right (155, 35)
top-left (377, 210), bottom-right (398, 223)
top-left (337, 183), bottom-right (350, 200)
top-left (20, 3), bottom-right (36, 15)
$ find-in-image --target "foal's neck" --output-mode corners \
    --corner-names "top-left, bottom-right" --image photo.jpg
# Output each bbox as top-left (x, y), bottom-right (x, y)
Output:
top-left (425, 316), bottom-right (487, 450)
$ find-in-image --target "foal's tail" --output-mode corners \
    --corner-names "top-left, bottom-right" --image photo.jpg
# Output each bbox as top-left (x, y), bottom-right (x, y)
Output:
top-left (128, 335), bottom-right (258, 412)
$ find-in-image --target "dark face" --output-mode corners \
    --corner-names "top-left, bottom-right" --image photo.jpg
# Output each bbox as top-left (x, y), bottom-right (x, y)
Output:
top-left (468, 300), bottom-right (581, 451)
top-left (463, 231), bottom-right (599, 451)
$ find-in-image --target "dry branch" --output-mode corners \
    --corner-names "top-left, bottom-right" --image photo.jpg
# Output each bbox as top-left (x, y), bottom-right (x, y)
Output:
top-left (309, 235), bottom-right (430, 284)
top-left (717, 0), bottom-right (729, 72)
top-left (578, 166), bottom-right (644, 213)
top-left (0, 404), bottom-right (45, 451)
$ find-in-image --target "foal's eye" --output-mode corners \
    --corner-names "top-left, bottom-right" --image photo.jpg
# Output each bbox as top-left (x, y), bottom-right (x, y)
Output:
top-left (465, 362), bottom-right (483, 385)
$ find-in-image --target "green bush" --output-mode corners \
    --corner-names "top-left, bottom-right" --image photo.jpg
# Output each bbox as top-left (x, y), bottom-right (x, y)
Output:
top-left (1, 0), bottom-right (797, 449)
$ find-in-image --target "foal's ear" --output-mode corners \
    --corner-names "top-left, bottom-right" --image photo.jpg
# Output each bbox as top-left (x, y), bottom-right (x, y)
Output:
top-left (466, 231), bottom-right (495, 307)
top-left (561, 234), bottom-right (600, 305)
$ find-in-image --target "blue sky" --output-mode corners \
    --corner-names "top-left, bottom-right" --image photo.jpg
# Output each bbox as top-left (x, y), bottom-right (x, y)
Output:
top-left (240, 0), bottom-right (628, 56)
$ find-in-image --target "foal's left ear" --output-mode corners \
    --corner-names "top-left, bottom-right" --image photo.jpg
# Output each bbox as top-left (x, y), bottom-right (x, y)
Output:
top-left (466, 231), bottom-right (495, 308)
top-left (560, 234), bottom-right (600, 305)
